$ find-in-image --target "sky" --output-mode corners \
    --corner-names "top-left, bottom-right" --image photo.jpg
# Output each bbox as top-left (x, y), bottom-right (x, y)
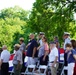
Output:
top-left (0, 0), bottom-right (76, 20)
top-left (0, 0), bottom-right (35, 10)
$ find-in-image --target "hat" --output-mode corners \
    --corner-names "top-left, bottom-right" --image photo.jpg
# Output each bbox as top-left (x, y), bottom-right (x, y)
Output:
top-left (50, 41), bottom-right (56, 44)
top-left (19, 37), bottom-right (24, 41)
top-left (64, 32), bottom-right (70, 35)
top-left (14, 44), bottom-right (20, 48)
top-left (39, 32), bottom-right (45, 35)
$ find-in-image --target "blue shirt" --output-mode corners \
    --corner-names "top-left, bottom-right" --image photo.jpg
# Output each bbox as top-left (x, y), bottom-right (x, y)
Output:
top-left (67, 49), bottom-right (76, 64)
top-left (27, 39), bottom-right (38, 57)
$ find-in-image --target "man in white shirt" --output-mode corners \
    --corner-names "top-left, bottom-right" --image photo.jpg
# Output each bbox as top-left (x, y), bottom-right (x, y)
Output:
top-left (63, 32), bottom-right (71, 75)
top-left (0, 45), bottom-right (10, 75)
top-left (38, 32), bottom-right (45, 46)
top-left (63, 32), bottom-right (71, 50)
top-left (49, 42), bottom-right (59, 75)
top-left (37, 32), bottom-right (45, 57)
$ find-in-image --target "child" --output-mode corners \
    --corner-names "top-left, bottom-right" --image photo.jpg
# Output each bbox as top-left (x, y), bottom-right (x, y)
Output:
top-left (66, 43), bottom-right (76, 75)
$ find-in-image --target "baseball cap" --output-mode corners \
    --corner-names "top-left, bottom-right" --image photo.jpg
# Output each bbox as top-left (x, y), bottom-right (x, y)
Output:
top-left (19, 37), bottom-right (24, 41)
top-left (64, 32), bottom-right (70, 35)
top-left (39, 32), bottom-right (45, 35)
top-left (14, 44), bottom-right (20, 48)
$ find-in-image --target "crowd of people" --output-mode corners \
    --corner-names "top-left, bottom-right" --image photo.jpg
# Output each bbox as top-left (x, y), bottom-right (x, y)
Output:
top-left (0, 32), bottom-right (76, 75)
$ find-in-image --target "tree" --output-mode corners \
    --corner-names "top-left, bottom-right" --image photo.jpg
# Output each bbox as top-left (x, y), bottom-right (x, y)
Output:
top-left (29, 0), bottom-right (76, 43)
top-left (0, 6), bottom-right (29, 21)
top-left (0, 6), bottom-right (30, 52)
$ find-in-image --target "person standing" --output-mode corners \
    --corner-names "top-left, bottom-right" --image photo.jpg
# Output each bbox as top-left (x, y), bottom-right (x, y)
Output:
top-left (37, 32), bottom-right (45, 58)
top-left (63, 32), bottom-right (71, 50)
top-left (63, 32), bottom-right (71, 75)
top-left (66, 43), bottom-right (76, 75)
top-left (13, 44), bottom-right (22, 75)
top-left (0, 45), bottom-right (10, 75)
top-left (26, 33), bottom-right (38, 65)
top-left (37, 32), bottom-right (45, 46)
top-left (19, 37), bottom-right (26, 71)
top-left (36, 32), bottom-right (45, 60)
top-left (39, 36), bottom-right (49, 65)
top-left (49, 42), bottom-right (59, 75)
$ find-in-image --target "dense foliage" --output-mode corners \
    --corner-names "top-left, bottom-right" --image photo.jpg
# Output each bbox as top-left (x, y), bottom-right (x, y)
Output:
top-left (29, 0), bottom-right (76, 42)
top-left (0, 1), bottom-right (76, 52)
top-left (0, 6), bottom-right (31, 52)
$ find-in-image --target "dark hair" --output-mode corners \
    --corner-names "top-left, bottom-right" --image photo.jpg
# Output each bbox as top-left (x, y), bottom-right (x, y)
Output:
top-left (54, 36), bottom-right (58, 39)
top-left (71, 40), bottom-right (76, 49)
top-left (66, 43), bottom-right (72, 48)
top-left (74, 41), bottom-right (76, 49)
top-left (20, 40), bottom-right (24, 42)
top-left (42, 36), bottom-right (47, 42)
top-left (14, 46), bottom-right (20, 50)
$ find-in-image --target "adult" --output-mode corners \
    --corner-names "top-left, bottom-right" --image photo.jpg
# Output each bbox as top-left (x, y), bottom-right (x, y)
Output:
top-left (37, 32), bottom-right (45, 57)
top-left (26, 33), bottom-right (38, 65)
top-left (39, 36), bottom-right (49, 65)
top-left (49, 42), bottom-right (59, 75)
top-left (37, 32), bottom-right (45, 46)
top-left (13, 44), bottom-right (22, 75)
top-left (63, 32), bottom-right (71, 50)
top-left (0, 45), bottom-right (10, 75)
top-left (63, 32), bottom-right (71, 75)
top-left (19, 37), bottom-right (26, 72)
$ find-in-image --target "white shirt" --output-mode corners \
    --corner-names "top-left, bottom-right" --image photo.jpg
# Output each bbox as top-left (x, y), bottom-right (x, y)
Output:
top-left (13, 50), bottom-right (22, 65)
top-left (1, 50), bottom-right (10, 63)
top-left (49, 47), bottom-right (58, 62)
top-left (19, 43), bottom-right (26, 52)
top-left (39, 39), bottom-right (43, 46)
top-left (13, 50), bottom-right (16, 54)
top-left (64, 37), bottom-right (71, 50)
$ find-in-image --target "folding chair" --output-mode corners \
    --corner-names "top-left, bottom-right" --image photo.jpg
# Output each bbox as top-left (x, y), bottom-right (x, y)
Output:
top-left (9, 68), bottom-right (14, 75)
top-left (21, 65), bottom-right (36, 75)
top-left (34, 65), bottom-right (47, 75)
